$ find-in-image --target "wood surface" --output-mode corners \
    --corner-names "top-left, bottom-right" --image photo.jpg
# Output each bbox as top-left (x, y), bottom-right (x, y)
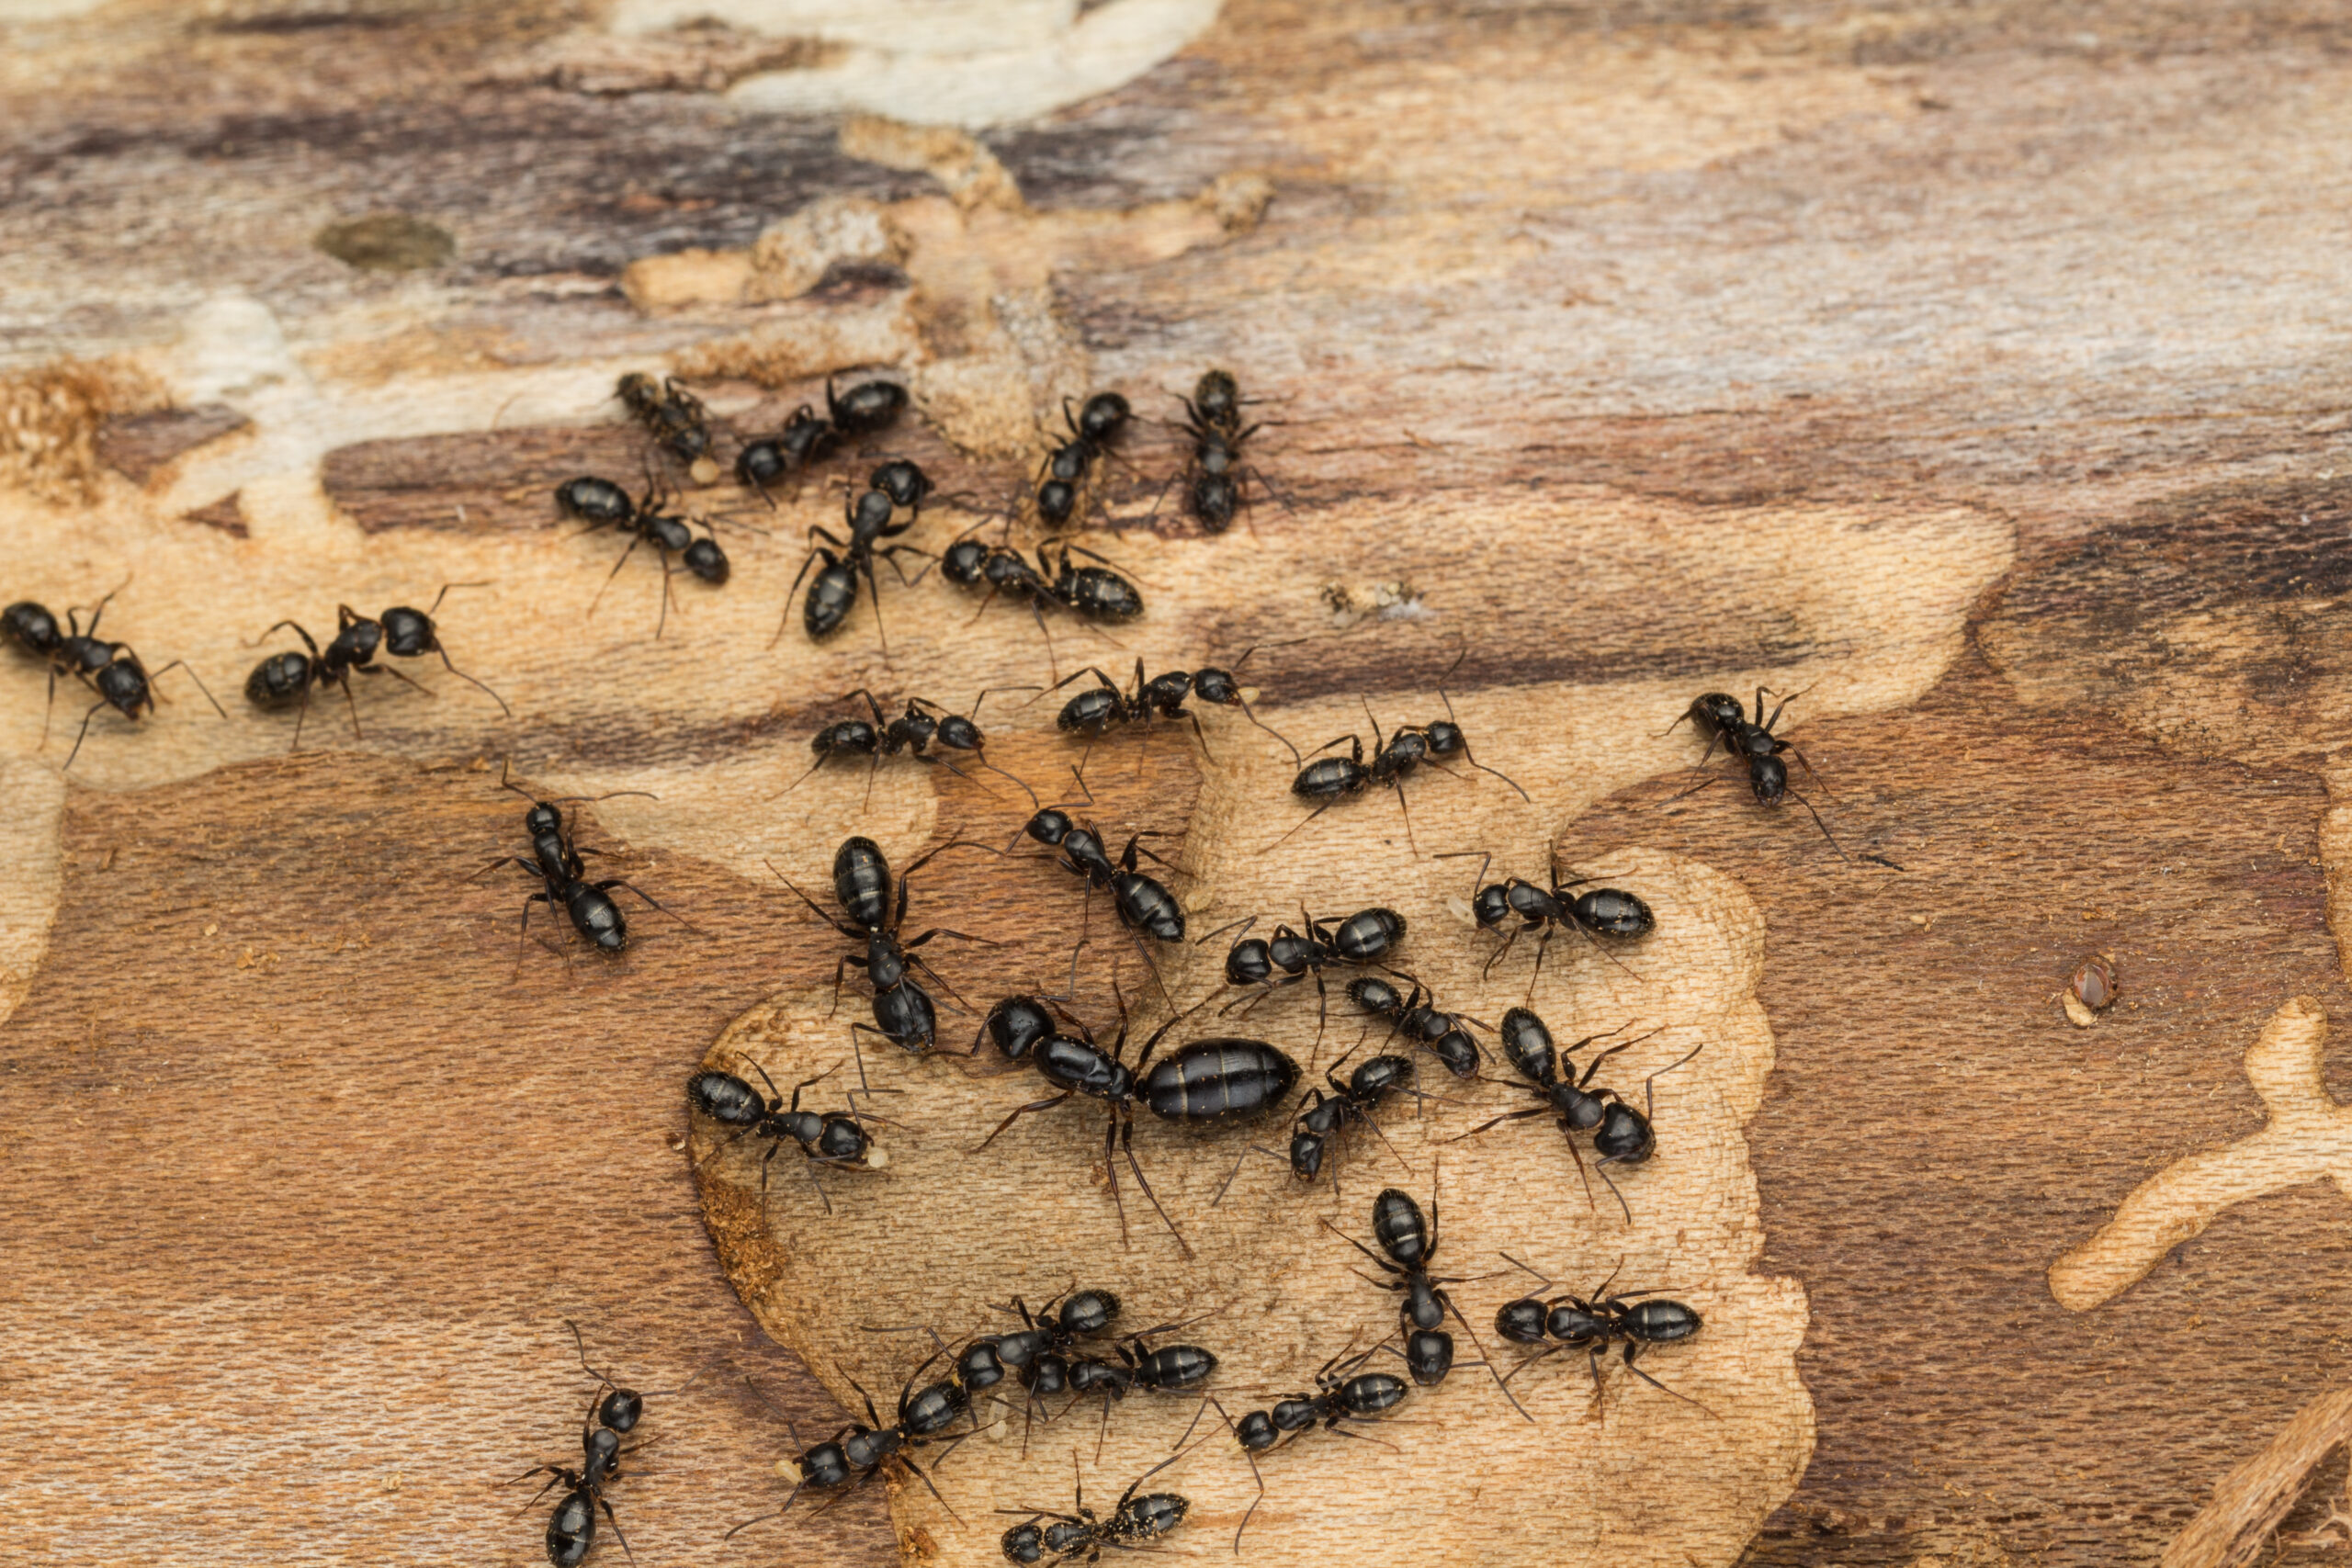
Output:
top-left (6, 1), bottom-right (2352, 1566)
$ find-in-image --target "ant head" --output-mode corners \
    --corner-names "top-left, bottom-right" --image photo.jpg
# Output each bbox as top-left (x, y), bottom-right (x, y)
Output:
top-left (1748, 751), bottom-right (1789, 804)
top-left (1425, 719), bottom-right (1464, 757)
top-left (598, 1388), bottom-right (645, 1433)
top-left (799, 1439), bottom-right (853, 1487)
top-left (1470, 883), bottom-right (1512, 929)
top-left (1079, 390), bottom-right (1131, 442)
top-left (849, 486), bottom-right (896, 534)
top-left (1593, 1100), bottom-right (1655, 1162)
top-left (525, 802), bottom-right (564, 838)
top-left (816, 1115), bottom-right (872, 1163)
top-left (378, 605), bottom-right (437, 656)
top-left (1025, 807), bottom-right (1074, 847)
top-left (93, 659), bottom-right (150, 716)
top-left (870, 457), bottom-right (931, 508)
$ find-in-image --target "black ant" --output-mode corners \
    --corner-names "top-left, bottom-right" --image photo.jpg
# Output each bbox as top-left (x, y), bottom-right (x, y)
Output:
top-left (728, 1348), bottom-right (976, 1538)
top-left (1007, 768), bottom-right (1191, 995)
top-left (472, 760), bottom-right (692, 965)
top-left (975, 982), bottom-right (1299, 1256)
top-left (243, 586), bottom-right (508, 749)
top-left (1450, 1009), bottom-right (1700, 1223)
top-left (1034, 655), bottom-right (1299, 766)
top-left (942, 532), bottom-right (1146, 671)
top-left (790, 685), bottom-right (1036, 800)
top-left (1494, 1255), bottom-right (1713, 1416)
top-left (736, 404), bottom-right (840, 504)
top-left (773, 835), bottom-right (990, 1078)
top-left (1062, 1323), bottom-right (1219, 1460)
top-left (1668, 686), bottom-right (1848, 859)
top-left (1210, 1340), bottom-right (1408, 1552)
top-left (786, 479), bottom-right (930, 649)
top-left (1282, 1042), bottom-right (1419, 1190)
top-left (1272, 655), bottom-right (1526, 853)
top-left (2, 588), bottom-right (223, 768)
top-left (686, 1056), bottom-right (899, 1213)
top-left (1438, 850), bottom-right (1653, 998)
top-left (1209, 906), bottom-right (1408, 1045)
top-left (1035, 392), bottom-right (1134, 530)
top-left (1000, 1450), bottom-right (1193, 1565)
top-left (1176, 369), bottom-right (1273, 535)
top-left (616, 372), bottom-right (714, 471)
top-left (508, 1321), bottom-right (690, 1567)
top-left (552, 474), bottom-right (729, 637)
top-left (1345, 975), bottom-right (1488, 1079)
top-left (1322, 1174), bottom-right (1520, 1408)
top-left (830, 375), bottom-right (910, 436)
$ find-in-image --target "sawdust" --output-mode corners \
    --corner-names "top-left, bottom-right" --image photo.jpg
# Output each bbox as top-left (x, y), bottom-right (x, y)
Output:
top-left (0, 356), bottom-right (164, 504)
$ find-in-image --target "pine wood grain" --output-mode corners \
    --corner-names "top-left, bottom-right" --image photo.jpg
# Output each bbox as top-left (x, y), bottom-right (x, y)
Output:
top-left (7, 0), bottom-right (2352, 1565)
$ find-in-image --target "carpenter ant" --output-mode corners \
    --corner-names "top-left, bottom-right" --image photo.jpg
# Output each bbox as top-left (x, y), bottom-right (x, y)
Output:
top-left (472, 760), bottom-right (690, 965)
top-left (1063, 1323), bottom-right (1219, 1458)
top-left (1176, 369), bottom-right (1273, 535)
top-left (509, 1322), bottom-right (688, 1567)
top-left (1211, 906), bottom-right (1407, 1045)
top-left (829, 375), bottom-right (910, 436)
top-left (1283, 1043), bottom-right (1417, 1189)
top-left (1034, 656), bottom-right (1298, 766)
top-left (1345, 976), bottom-right (1489, 1079)
top-left (1212, 1341), bottom-right (1408, 1551)
top-left (790, 686), bottom-right (1036, 800)
top-left (1001, 1450), bottom-right (1192, 1565)
top-left (976, 984), bottom-right (1300, 1256)
top-left (943, 532), bottom-right (1145, 660)
top-left (727, 1351), bottom-right (976, 1538)
top-left (4, 588), bottom-right (223, 767)
top-left (1033, 392), bottom-right (1135, 530)
top-left (773, 835), bottom-right (990, 1077)
top-left (1322, 1176), bottom-right (1519, 1408)
top-left (786, 480), bottom-right (930, 649)
top-left (616, 372), bottom-right (714, 471)
top-left (686, 1057), bottom-right (898, 1213)
top-left (1494, 1255), bottom-right (1713, 1416)
top-left (1450, 1009), bottom-right (1700, 1223)
top-left (967, 1290), bottom-right (1129, 1450)
top-left (553, 474), bottom-right (729, 637)
top-left (1010, 769), bottom-right (1191, 985)
top-left (1669, 686), bottom-right (1848, 859)
top-left (244, 587), bottom-right (508, 749)
top-left (1437, 850), bottom-right (1652, 998)
top-left (736, 404), bottom-right (841, 504)
top-left (1273, 657), bottom-right (1526, 853)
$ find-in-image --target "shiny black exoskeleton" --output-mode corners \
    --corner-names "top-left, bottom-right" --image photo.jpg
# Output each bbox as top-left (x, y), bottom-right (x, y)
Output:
top-left (1453, 1008), bottom-right (1701, 1222)
top-left (1284, 1044), bottom-right (1416, 1187)
top-left (511, 1321), bottom-right (688, 1565)
top-left (1345, 975), bottom-right (1488, 1078)
top-left (1276, 655), bottom-right (1525, 852)
top-left (617, 372), bottom-right (714, 468)
top-left (1035, 657), bottom-right (1296, 765)
top-left (1217, 906), bottom-right (1407, 1044)
top-left (775, 835), bottom-right (986, 1071)
top-left (788, 479), bottom-right (929, 649)
top-left (977, 990), bottom-right (1298, 1254)
top-left (1176, 369), bottom-right (1271, 534)
top-left (944, 532), bottom-right (1146, 647)
top-left (1669, 685), bottom-right (1847, 859)
top-left (1494, 1258), bottom-right (1711, 1414)
top-left (736, 404), bottom-right (842, 504)
top-left (1034, 392), bottom-right (1134, 530)
top-left (1223, 1344), bottom-right (1410, 1550)
top-left (1001, 1450), bottom-right (1191, 1566)
top-left (1441, 849), bottom-right (1654, 996)
top-left (830, 376), bottom-right (910, 436)
top-left (6, 587), bottom-right (222, 767)
top-left (244, 587), bottom-right (508, 750)
top-left (474, 761), bottom-right (684, 963)
top-left (1322, 1180), bottom-right (1513, 1402)
top-left (791, 685), bottom-right (1034, 799)
top-left (553, 475), bottom-right (729, 637)
top-left (1019, 802), bottom-right (1188, 944)
top-left (687, 1058), bottom-right (891, 1213)
top-left (728, 1351), bottom-right (976, 1539)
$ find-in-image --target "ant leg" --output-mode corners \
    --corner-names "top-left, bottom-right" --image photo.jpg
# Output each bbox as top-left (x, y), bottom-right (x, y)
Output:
top-left (1460, 740), bottom-right (1530, 801)
top-left (1209, 1143), bottom-right (1283, 1207)
top-left (974, 1090), bottom-right (1075, 1151)
top-left (140, 659), bottom-right (227, 717)
top-left (1496, 1341), bottom-right (1567, 1389)
top-left (513, 891), bottom-right (554, 975)
top-left (59, 696), bottom-right (112, 770)
top-left (1442, 1105), bottom-right (1552, 1143)
top-left (1639, 1043), bottom-right (1706, 1121)
top-left (1524, 923), bottom-right (1554, 1008)
top-left (333, 671), bottom-right (365, 740)
top-left (1120, 1111), bottom-right (1191, 1258)
top-left (586, 534), bottom-right (643, 622)
top-left (1263, 799), bottom-right (1337, 852)
top-left (1788, 787), bottom-right (1851, 860)
top-left (594, 879), bottom-right (700, 933)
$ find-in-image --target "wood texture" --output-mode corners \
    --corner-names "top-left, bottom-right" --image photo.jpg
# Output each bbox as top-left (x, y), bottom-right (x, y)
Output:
top-left (6, 0), bottom-right (2352, 1565)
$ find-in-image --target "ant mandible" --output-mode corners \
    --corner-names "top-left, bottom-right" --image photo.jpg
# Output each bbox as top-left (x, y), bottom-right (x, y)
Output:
top-left (3, 587), bottom-right (224, 768)
top-left (471, 760), bottom-right (694, 966)
top-left (1667, 686), bottom-right (1848, 858)
top-left (686, 1056), bottom-right (899, 1213)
